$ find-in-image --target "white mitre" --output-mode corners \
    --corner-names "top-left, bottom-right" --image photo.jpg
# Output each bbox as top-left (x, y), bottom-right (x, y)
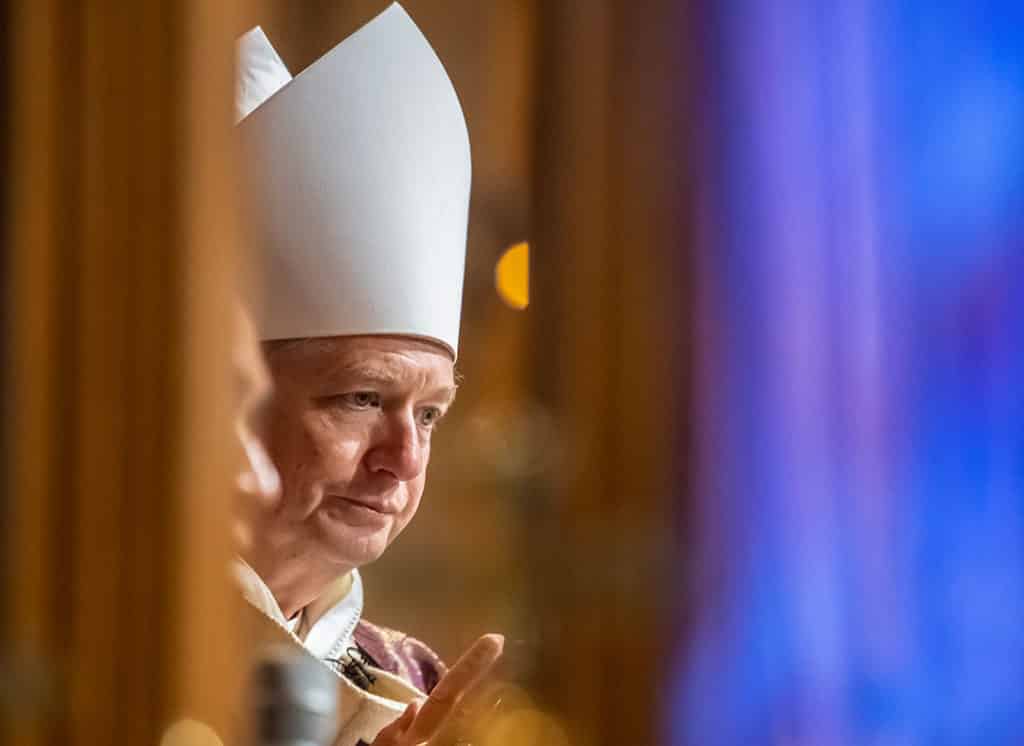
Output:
top-left (236, 4), bottom-right (470, 358)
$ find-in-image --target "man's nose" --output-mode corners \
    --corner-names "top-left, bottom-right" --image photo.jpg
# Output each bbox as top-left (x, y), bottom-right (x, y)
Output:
top-left (365, 412), bottom-right (426, 482)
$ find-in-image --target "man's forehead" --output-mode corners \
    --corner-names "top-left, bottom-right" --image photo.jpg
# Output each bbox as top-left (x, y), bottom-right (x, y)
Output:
top-left (270, 335), bottom-right (456, 389)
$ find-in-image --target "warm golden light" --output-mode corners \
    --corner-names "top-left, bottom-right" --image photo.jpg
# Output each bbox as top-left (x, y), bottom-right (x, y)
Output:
top-left (159, 719), bottom-right (224, 746)
top-left (483, 708), bottom-right (570, 746)
top-left (495, 241), bottom-right (530, 309)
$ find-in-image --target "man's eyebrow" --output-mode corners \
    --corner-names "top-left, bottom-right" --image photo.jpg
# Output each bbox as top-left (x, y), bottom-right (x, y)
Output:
top-left (330, 363), bottom-right (401, 385)
top-left (325, 364), bottom-right (457, 402)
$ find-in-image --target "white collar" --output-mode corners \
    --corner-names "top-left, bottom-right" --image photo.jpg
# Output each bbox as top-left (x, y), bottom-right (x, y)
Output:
top-left (233, 560), bottom-right (364, 660)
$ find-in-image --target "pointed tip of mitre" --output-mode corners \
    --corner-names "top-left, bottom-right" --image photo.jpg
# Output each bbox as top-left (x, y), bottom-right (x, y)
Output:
top-left (237, 2), bottom-right (470, 359)
top-left (235, 26), bottom-right (292, 122)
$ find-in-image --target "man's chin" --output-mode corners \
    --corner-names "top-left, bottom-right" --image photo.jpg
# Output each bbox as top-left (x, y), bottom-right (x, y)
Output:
top-left (313, 508), bottom-right (391, 566)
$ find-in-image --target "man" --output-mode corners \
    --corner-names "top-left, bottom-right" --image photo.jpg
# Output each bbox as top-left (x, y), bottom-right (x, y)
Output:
top-left (231, 307), bottom-right (500, 746)
top-left (234, 6), bottom-right (501, 744)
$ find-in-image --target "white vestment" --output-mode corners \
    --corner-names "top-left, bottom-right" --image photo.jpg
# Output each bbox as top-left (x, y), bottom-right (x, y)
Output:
top-left (233, 561), bottom-right (424, 745)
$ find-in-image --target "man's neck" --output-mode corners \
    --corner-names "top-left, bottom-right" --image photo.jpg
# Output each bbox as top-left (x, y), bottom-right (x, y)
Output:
top-left (293, 572), bottom-right (355, 639)
top-left (242, 547), bottom-right (354, 621)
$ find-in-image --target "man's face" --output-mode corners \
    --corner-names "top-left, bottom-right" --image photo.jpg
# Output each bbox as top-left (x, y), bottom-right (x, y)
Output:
top-left (261, 335), bottom-right (456, 569)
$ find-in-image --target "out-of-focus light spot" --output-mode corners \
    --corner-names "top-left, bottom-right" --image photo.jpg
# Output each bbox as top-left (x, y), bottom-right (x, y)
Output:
top-left (487, 681), bottom-right (536, 713)
top-left (483, 708), bottom-right (569, 746)
top-left (160, 719), bottom-right (223, 746)
top-left (495, 242), bottom-right (529, 309)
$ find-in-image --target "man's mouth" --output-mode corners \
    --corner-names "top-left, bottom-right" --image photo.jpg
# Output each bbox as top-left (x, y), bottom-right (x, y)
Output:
top-left (325, 495), bottom-right (400, 515)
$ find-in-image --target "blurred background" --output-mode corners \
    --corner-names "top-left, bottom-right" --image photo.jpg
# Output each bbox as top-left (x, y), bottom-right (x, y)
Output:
top-left (2, 1), bottom-right (1022, 745)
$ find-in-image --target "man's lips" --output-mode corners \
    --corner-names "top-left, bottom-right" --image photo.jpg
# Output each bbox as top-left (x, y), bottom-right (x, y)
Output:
top-left (325, 494), bottom-right (402, 515)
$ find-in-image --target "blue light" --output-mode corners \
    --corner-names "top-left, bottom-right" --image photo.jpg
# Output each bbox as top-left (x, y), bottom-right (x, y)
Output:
top-left (670, 0), bottom-right (1024, 742)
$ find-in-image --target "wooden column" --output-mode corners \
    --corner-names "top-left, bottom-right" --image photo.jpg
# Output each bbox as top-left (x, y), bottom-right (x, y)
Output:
top-left (4, 1), bottom-right (247, 743)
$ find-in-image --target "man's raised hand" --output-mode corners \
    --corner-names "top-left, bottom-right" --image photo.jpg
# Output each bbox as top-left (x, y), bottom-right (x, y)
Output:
top-left (369, 634), bottom-right (504, 746)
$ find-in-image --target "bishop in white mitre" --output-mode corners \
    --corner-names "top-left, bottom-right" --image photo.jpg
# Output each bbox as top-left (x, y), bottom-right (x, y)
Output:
top-left (233, 5), bottom-right (501, 745)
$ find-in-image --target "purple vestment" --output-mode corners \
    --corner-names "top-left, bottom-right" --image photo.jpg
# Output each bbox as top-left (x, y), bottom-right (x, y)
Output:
top-left (353, 619), bottom-right (446, 695)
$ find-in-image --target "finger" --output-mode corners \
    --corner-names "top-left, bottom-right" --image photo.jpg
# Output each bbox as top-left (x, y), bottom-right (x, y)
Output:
top-left (370, 700), bottom-right (421, 745)
top-left (429, 680), bottom-right (507, 746)
top-left (437, 636), bottom-right (527, 732)
top-left (405, 634), bottom-right (504, 743)
top-left (393, 699), bottom-right (421, 732)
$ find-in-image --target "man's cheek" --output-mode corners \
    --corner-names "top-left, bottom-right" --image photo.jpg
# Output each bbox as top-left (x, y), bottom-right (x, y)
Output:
top-left (388, 499), bottom-right (420, 544)
top-left (404, 481), bottom-right (426, 520)
top-left (278, 472), bottom-right (318, 518)
top-left (317, 420), bottom-right (365, 464)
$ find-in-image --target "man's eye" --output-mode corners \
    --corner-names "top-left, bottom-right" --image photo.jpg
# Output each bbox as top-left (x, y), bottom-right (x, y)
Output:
top-left (417, 407), bottom-right (443, 428)
top-left (342, 391), bottom-right (380, 409)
